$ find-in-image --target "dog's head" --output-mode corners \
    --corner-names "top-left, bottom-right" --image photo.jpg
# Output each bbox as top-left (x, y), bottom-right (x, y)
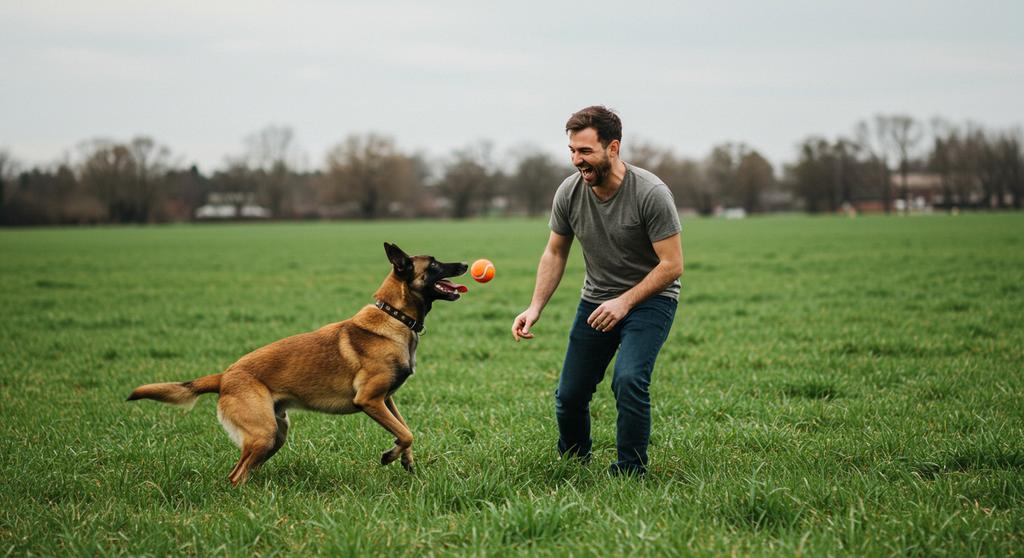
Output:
top-left (384, 242), bottom-right (468, 302)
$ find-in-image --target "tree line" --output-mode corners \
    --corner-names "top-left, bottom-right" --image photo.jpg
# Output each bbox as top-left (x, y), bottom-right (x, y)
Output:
top-left (1, 115), bottom-right (1021, 225)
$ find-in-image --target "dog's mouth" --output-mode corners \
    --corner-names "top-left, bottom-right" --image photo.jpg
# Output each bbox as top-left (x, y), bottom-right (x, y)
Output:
top-left (432, 278), bottom-right (468, 301)
top-left (434, 279), bottom-right (468, 300)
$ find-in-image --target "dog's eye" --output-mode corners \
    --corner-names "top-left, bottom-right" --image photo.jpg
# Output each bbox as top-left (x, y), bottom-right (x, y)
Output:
top-left (430, 262), bottom-right (439, 270)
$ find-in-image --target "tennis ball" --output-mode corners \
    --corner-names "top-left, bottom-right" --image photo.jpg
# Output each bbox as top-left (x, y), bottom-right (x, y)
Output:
top-left (471, 259), bottom-right (495, 283)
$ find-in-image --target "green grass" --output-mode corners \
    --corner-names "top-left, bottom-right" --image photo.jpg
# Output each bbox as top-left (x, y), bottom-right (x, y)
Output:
top-left (1, 214), bottom-right (1023, 556)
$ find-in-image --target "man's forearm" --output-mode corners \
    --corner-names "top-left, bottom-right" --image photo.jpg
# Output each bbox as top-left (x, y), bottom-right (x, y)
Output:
top-left (530, 249), bottom-right (568, 311)
top-left (619, 260), bottom-right (682, 308)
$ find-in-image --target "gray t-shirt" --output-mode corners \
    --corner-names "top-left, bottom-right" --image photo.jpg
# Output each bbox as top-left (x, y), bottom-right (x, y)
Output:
top-left (549, 163), bottom-right (681, 302)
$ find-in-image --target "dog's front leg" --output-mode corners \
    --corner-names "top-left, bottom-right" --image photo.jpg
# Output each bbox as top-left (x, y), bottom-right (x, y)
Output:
top-left (361, 400), bottom-right (413, 470)
top-left (385, 396), bottom-right (414, 472)
top-left (354, 384), bottom-right (414, 472)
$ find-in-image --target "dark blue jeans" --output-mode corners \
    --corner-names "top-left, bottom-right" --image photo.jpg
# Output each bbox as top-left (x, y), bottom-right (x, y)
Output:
top-left (554, 296), bottom-right (677, 474)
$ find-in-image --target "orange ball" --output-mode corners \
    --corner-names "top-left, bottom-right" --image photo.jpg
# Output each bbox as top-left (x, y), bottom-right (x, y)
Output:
top-left (470, 259), bottom-right (495, 283)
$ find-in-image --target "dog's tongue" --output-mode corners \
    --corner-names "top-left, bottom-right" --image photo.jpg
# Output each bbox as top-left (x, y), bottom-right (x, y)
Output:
top-left (455, 284), bottom-right (468, 293)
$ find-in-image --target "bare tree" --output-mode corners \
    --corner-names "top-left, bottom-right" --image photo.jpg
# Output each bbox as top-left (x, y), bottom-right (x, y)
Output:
top-left (787, 137), bottom-right (831, 213)
top-left (997, 128), bottom-right (1024, 209)
top-left (855, 118), bottom-right (893, 212)
top-left (706, 142), bottom-right (755, 210)
top-left (438, 141), bottom-right (494, 219)
top-left (654, 153), bottom-right (706, 213)
top-left (787, 137), bottom-right (875, 213)
top-left (129, 137), bottom-right (174, 220)
top-left (324, 133), bottom-right (417, 219)
top-left (881, 115), bottom-right (923, 208)
top-left (244, 125), bottom-right (299, 217)
top-left (623, 141), bottom-right (667, 171)
top-left (508, 148), bottom-right (564, 216)
top-left (734, 150), bottom-right (775, 212)
top-left (78, 139), bottom-right (138, 222)
top-left (972, 127), bottom-right (1024, 209)
top-left (75, 137), bottom-right (176, 223)
top-left (956, 127), bottom-right (984, 207)
top-left (624, 141), bottom-right (709, 213)
top-left (928, 118), bottom-right (958, 209)
top-left (0, 148), bottom-right (16, 215)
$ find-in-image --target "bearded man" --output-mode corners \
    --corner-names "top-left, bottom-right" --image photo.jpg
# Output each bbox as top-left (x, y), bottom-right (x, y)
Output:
top-left (512, 105), bottom-right (683, 476)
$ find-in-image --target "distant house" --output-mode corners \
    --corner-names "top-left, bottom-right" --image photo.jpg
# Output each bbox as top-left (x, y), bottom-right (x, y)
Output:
top-left (194, 192), bottom-right (271, 220)
top-left (851, 173), bottom-right (951, 213)
top-left (886, 172), bottom-right (993, 211)
top-left (891, 172), bottom-right (943, 211)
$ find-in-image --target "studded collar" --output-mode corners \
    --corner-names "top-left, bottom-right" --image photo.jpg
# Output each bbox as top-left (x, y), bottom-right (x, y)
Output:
top-left (374, 300), bottom-right (423, 333)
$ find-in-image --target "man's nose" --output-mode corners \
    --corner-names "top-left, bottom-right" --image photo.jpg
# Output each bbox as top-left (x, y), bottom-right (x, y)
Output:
top-left (571, 152), bottom-right (583, 166)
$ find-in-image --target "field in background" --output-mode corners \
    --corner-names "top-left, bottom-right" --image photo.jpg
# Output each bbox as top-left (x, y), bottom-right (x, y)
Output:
top-left (1, 214), bottom-right (1022, 556)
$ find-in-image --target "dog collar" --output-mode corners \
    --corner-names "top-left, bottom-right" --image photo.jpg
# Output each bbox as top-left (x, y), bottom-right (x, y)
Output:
top-left (374, 300), bottom-right (423, 333)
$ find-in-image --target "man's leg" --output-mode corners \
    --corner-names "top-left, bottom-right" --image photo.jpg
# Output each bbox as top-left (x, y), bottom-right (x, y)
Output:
top-left (555, 299), bottom-right (620, 461)
top-left (609, 296), bottom-right (677, 475)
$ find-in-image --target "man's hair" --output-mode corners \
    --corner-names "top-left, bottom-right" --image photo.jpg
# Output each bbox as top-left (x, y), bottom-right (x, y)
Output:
top-left (565, 106), bottom-right (622, 147)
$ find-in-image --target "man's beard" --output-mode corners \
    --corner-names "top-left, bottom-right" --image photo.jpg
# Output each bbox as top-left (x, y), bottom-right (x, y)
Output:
top-left (578, 156), bottom-right (612, 186)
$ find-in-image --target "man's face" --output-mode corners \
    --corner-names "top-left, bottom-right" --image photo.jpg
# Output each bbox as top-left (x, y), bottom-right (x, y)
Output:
top-left (568, 128), bottom-right (614, 187)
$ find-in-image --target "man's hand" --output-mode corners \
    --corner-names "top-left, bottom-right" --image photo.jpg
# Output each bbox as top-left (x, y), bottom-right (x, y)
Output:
top-left (586, 297), bottom-right (631, 332)
top-left (512, 307), bottom-right (541, 341)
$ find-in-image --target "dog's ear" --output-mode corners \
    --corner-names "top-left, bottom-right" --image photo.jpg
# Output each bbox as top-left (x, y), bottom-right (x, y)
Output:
top-left (384, 242), bottom-right (412, 279)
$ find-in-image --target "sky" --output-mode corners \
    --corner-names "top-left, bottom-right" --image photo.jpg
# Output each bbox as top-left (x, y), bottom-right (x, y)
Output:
top-left (1, 0), bottom-right (1022, 174)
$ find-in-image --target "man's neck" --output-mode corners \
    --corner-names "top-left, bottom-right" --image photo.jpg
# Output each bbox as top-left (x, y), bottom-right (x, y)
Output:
top-left (590, 159), bottom-right (628, 201)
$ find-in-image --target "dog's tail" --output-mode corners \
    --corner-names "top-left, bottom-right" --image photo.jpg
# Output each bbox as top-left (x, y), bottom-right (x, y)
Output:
top-left (126, 373), bottom-right (222, 410)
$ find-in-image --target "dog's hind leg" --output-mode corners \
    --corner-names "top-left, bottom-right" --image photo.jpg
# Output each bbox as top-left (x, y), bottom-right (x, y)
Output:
top-left (217, 378), bottom-right (278, 486)
top-left (264, 404), bottom-right (290, 461)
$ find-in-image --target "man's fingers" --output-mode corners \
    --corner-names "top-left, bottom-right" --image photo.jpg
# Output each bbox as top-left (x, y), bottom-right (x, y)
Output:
top-left (590, 312), bottom-right (618, 332)
top-left (512, 315), bottom-right (536, 341)
top-left (513, 327), bottom-right (534, 341)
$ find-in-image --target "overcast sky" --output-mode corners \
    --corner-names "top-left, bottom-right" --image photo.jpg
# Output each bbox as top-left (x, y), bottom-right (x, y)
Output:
top-left (2, 0), bottom-right (1022, 173)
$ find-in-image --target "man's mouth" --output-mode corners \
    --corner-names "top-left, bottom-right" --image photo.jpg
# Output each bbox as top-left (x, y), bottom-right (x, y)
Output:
top-left (434, 279), bottom-right (468, 297)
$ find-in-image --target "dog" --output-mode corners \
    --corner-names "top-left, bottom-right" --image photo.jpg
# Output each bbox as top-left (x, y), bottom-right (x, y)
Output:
top-left (128, 243), bottom-right (468, 486)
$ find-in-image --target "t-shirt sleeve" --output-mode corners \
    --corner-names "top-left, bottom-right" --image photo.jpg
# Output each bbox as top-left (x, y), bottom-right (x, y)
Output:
top-left (549, 181), bottom-right (573, 236)
top-left (642, 185), bottom-right (681, 242)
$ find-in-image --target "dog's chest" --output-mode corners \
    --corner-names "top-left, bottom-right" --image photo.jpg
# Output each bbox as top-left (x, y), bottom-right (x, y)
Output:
top-left (408, 334), bottom-right (418, 373)
top-left (390, 335), bottom-right (418, 395)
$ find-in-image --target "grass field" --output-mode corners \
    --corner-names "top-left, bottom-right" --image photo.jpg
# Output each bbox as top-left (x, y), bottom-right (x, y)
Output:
top-left (1, 214), bottom-right (1023, 556)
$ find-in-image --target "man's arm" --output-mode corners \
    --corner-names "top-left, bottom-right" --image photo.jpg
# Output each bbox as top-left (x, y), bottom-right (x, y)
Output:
top-left (511, 231), bottom-right (573, 341)
top-left (586, 233), bottom-right (683, 332)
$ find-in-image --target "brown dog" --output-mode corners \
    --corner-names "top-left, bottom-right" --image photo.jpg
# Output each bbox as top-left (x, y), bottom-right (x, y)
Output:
top-left (128, 243), bottom-right (468, 485)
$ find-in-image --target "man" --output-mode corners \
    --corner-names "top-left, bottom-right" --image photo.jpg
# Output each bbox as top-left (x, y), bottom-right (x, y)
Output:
top-left (511, 106), bottom-right (683, 476)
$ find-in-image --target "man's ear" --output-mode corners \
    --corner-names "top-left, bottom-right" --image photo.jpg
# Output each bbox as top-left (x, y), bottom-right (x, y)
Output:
top-left (607, 139), bottom-right (621, 158)
top-left (384, 242), bottom-right (412, 278)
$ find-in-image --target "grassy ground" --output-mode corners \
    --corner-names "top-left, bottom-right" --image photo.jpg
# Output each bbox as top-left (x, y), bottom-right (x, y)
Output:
top-left (1, 214), bottom-right (1022, 556)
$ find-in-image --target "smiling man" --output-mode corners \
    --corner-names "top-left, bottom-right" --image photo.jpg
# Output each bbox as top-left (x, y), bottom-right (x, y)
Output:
top-left (512, 105), bottom-right (683, 476)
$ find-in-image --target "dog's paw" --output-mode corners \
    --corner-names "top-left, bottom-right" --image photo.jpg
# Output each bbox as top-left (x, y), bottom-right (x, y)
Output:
top-left (381, 449), bottom-right (400, 466)
top-left (401, 451), bottom-right (415, 473)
